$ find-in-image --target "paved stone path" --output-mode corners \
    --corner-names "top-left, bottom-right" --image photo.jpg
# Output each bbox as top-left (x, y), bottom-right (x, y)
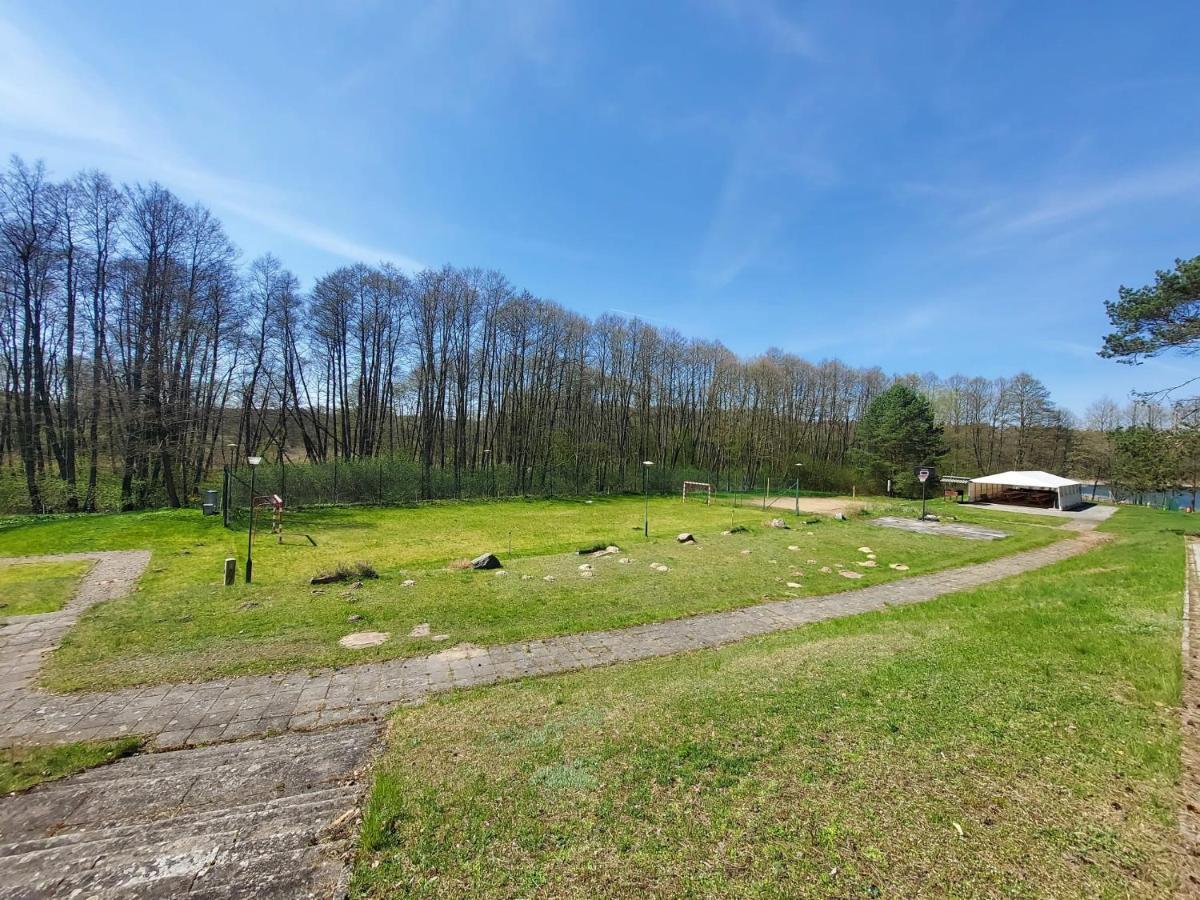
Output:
top-left (1179, 541), bottom-right (1200, 897)
top-left (0, 723), bottom-right (378, 899)
top-left (0, 551), bottom-right (151, 703)
top-left (0, 532), bottom-right (1106, 752)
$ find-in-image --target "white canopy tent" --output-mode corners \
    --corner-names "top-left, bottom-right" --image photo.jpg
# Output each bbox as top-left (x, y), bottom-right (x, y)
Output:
top-left (968, 470), bottom-right (1084, 510)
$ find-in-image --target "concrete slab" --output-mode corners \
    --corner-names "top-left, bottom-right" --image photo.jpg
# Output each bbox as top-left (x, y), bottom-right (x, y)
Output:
top-left (870, 516), bottom-right (1010, 540)
top-left (966, 501), bottom-right (1117, 522)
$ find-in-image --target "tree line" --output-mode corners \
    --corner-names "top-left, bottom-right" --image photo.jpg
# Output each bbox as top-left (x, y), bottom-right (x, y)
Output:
top-left (0, 154), bottom-right (1175, 513)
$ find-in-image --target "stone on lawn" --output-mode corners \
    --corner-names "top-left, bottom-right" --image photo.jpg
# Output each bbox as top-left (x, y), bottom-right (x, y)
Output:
top-left (889, 563), bottom-right (910, 571)
top-left (494, 570), bottom-right (508, 577)
top-left (543, 575), bottom-right (556, 582)
top-left (833, 512), bottom-right (847, 521)
top-left (347, 614), bottom-right (363, 623)
top-left (338, 631), bottom-right (389, 649)
top-left (856, 560), bottom-right (877, 567)
top-left (786, 581), bottom-right (802, 588)
top-left (409, 622), bottom-right (431, 638)
top-left (839, 570), bottom-right (863, 580)
top-left (739, 549), bottom-right (752, 556)
top-left (819, 566), bottom-right (832, 573)
top-left (618, 557), bottom-right (631, 564)
top-left (787, 545), bottom-right (799, 551)
top-left (401, 579), bottom-right (416, 587)
top-left (578, 563), bottom-right (593, 571)
top-left (767, 518), bottom-right (789, 529)
top-left (471, 553), bottom-right (503, 570)
top-left (857, 546), bottom-right (873, 553)
top-left (677, 532), bottom-right (696, 543)
top-left (431, 633), bottom-right (450, 642)
top-left (580, 569), bottom-right (594, 578)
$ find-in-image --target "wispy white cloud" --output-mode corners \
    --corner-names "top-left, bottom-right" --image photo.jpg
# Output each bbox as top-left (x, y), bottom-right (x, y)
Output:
top-left (0, 11), bottom-right (424, 272)
top-left (961, 157), bottom-right (1200, 241)
top-left (706, 0), bottom-right (819, 59)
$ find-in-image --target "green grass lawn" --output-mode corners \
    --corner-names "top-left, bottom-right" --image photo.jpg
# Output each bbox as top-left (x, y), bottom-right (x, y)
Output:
top-left (0, 496), bottom-right (1065, 691)
top-left (0, 737), bottom-right (142, 794)
top-left (352, 506), bottom-right (1185, 898)
top-left (0, 559), bottom-right (94, 617)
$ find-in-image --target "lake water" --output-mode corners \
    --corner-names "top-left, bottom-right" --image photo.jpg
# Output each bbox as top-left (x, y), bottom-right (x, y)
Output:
top-left (1081, 483), bottom-right (1198, 510)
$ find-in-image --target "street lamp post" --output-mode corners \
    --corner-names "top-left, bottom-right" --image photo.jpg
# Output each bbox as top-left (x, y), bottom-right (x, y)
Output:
top-left (483, 448), bottom-right (492, 498)
top-left (642, 460), bottom-right (654, 538)
top-left (245, 456), bottom-right (262, 583)
top-left (795, 462), bottom-right (803, 515)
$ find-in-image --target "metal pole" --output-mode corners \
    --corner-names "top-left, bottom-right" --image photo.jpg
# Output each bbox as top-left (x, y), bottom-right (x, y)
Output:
top-left (920, 479), bottom-right (927, 520)
top-left (643, 465), bottom-right (649, 538)
top-left (245, 465), bottom-right (256, 583)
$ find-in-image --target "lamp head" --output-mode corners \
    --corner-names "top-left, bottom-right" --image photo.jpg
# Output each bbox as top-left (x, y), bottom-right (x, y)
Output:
top-left (247, 456), bottom-right (263, 467)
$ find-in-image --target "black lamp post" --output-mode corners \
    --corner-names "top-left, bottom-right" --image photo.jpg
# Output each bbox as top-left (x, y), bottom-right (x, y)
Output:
top-left (245, 455), bottom-right (261, 583)
top-left (642, 460), bottom-right (654, 537)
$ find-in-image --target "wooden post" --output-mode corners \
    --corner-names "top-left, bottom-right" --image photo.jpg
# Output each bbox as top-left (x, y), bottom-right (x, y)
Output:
top-left (224, 557), bottom-right (236, 587)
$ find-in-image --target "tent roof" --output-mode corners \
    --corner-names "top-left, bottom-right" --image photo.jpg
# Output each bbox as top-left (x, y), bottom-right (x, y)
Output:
top-left (969, 470), bottom-right (1081, 489)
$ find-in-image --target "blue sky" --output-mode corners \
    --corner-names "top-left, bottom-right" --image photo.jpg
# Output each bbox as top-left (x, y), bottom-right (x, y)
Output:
top-left (1, 0), bottom-right (1197, 415)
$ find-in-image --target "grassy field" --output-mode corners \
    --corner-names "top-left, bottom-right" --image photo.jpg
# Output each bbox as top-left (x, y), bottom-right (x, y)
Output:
top-left (0, 497), bottom-right (1065, 691)
top-left (352, 506), bottom-right (1186, 898)
top-left (0, 737), bottom-right (142, 794)
top-left (0, 559), bottom-right (94, 617)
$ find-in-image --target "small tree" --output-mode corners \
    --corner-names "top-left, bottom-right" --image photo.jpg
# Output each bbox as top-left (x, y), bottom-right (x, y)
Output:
top-left (852, 384), bottom-right (945, 497)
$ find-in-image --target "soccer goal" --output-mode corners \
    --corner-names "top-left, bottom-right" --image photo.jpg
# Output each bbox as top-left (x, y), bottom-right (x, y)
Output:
top-left (682, 480), bottom-right (714, 505)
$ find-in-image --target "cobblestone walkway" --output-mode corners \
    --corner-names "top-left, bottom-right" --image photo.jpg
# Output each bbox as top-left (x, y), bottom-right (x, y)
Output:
top-left (1179, 541), bottom-right (1200, 897)
top-left (0, 532), bottom-right (1106, 751)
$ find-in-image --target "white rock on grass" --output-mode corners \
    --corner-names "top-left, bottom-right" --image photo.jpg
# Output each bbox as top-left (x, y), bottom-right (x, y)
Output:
top-left (739, 549), bottom-right (752, 556)
top-left (580, 569), bottom-right (594, 578)
top-left (543, 575), bottom-right (557, 582)
top-left (856, 560), bottom-right (877, 568)
top-left (839, 570), bottom-right (864, 580)
top-left (807, 559), bottom-right (818, 564)
top-left (889, 563), bottom-right (910, 571)
top-left (649, 563), bottom-right (670, 573)
top-left (819, 566), bottom-right (833, 574)
top-left (401, 579), bottom-right (416, 587)
top-left (618, 558), bottom-right (631, 564)
top-left (787, 545), bottom-right (799, 551)
top-left (857, 546), bottom-right (873, 553)
top-left (495, 570), bottom-right (508, 577)
top-left (786, 581), bottom-right (802, 588)
top-left (578, 564), bottom-right (593, 571)
top-left (409, 623), bottom-right (431, 638)
top-left (339, 631), bottom-right (390, 649)
top-left (431, 633), bottom-right (450, 642)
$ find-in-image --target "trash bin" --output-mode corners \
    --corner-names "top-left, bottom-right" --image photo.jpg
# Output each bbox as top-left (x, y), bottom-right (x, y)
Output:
top-left (202, 489), bottom-right (219, 516)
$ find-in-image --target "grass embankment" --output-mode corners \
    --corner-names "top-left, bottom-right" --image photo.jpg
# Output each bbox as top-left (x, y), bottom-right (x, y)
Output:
top-left (0, 737), bottom-right (142, 794)
top-left (0, 560), bottom-right (94, 617)
top-left (0, 497), bottom-right (1062, 691)
top-left (352, 506), bottom-right (1185, 898)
